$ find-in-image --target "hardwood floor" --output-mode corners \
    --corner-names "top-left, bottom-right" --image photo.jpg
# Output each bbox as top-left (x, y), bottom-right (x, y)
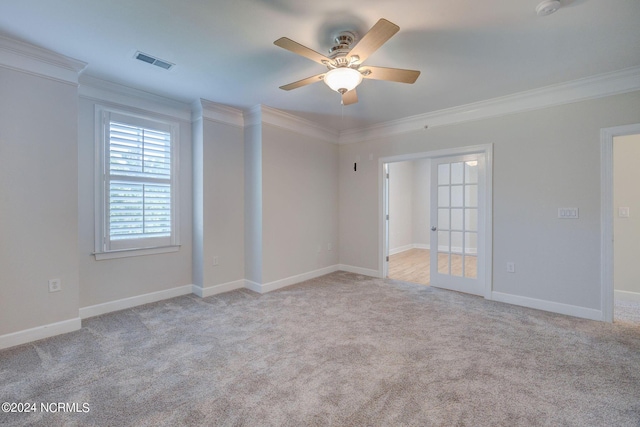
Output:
top-left (388, 248), bottom-right (477, 285)
top-left (388, 248), bottom-right (431, 285)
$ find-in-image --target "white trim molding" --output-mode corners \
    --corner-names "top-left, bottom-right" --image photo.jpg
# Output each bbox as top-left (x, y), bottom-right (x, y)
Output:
top-left (193, 279), bottom-right (246, 298)
top-left (244, 280), bottom-right (262, 293)
top-left (601, 123), bottom-right (640, 322)
top-left (491, 292), bottom-right (602, 321)
top-left (246, 105), bottom-right (339, 143)
top-left (0, 33), bottom-right (86, 85)
top-left (338, 264), bottom-right (381, 278)
top-left (614, 290), bottom-right (640, 304)
top-left (0, 318), bottom-right (82, 350)
top-left (80, 75), bottom-right (192, 122)
top-left (194, 99), bottom-right (244, 128)
top-left (389, 243), bottom-right (431, 256)
top-left (253, 265), bottom-right (340, 294)
top-left (79, 285), bottom-right (193, 319)
top-left (379, 144), bottom-right (493, 297)
top-left (339, 66), bottom-right (640, 144)
top-left (389, 244), bottom-right (414, 256)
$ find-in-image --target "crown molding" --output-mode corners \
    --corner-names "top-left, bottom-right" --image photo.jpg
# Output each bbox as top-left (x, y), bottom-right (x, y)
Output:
top-left (338, 66), bottom-right (640, 144)
top-left (194, 99), bottom-right (244, 128)
top-left (247, 105), bottom-right (339, 143)
top-left (0, 33), bottom-right (86, 85)
top-left (79, 75), bottom-right (192, 121)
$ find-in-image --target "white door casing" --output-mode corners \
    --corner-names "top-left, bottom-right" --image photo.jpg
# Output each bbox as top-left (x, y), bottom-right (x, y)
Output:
top-left (380, 144), bottom-right (492, 298)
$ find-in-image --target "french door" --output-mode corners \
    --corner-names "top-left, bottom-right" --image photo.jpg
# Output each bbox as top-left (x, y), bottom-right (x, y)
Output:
top-left (430, 154), bottom-right (485, 296)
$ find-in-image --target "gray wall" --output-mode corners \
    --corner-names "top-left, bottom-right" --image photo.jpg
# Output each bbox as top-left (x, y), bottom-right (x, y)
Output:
top-left (388, 161), bottom-right (414, 252)
top-left (77, 96), bottom-right (193, 307)
top-left (0, 67), bottom-right (80, 334)
top-left (339, 91), bottom-right (640, 311)
top-left (388, 158), bottom-right (431, 254)
top-left (200, 118), bottom-right (244, 288)
top-left (261, 124), bottom-right (339, 283)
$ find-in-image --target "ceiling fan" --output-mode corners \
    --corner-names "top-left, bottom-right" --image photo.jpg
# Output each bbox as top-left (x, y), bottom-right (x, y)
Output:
top-left (274, 18), bottom-right (420, 106)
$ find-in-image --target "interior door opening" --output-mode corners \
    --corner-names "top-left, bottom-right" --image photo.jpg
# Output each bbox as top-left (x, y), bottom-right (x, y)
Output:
top-left (381, 145), bottom-right (492, 298)
top-left (385, 159), bottom-right (431, 286)
top-left (612, 133), bottom-right (640, 325)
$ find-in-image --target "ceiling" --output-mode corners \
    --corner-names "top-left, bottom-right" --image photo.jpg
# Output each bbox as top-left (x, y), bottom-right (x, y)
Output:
top-left (1, 0), bottom-right (639, 131)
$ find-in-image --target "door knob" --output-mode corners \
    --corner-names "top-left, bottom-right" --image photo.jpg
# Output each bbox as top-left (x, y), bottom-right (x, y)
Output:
top-left (431, 226), bottom-right (437, 231)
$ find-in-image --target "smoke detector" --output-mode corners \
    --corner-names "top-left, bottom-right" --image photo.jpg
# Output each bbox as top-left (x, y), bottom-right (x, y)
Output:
top-left (536, 0), bottom-right (562, 16)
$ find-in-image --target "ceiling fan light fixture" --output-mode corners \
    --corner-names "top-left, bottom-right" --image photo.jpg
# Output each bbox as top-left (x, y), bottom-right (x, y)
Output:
top-left (323, 67), bottom-right (363, 94)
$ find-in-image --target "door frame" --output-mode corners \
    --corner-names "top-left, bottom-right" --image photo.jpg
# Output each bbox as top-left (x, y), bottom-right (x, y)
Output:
top-left (600, 123), bottom-right (640, 322)
top-left (379, 144), bottom-right (493, 298)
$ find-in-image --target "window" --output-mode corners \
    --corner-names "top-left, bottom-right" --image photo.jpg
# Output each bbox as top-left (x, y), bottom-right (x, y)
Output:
top-left (95, 107), bottom-right (179, 259)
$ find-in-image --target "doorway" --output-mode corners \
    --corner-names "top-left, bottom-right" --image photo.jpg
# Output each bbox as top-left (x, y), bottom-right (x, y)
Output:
top-left (612, 132), bottom-right (640, 324)
top-left (381, 145), bottom-right (493, 298)
top-left (601, 124), bottom-right (640, 323)
top-left (386, 159), bottom-right (431, 286)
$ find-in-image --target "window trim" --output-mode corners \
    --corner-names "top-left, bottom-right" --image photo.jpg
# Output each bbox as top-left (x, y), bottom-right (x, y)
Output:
top-left (94, 105), bottom-right (180, 259)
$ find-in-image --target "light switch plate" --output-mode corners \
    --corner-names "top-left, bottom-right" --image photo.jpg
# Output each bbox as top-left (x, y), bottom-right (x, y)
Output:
top-left (619, 207), bottom-right (630, 218)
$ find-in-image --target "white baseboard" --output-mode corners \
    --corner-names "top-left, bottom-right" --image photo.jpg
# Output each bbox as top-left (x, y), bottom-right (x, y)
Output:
top-left (490, 291), bottom-right (603, 321)
top-left (79, 285), bottom-right (193, 319)
top-left (389, 244), bottom-right (414, 256)
top-left (193, 279), bottom-right (246, 298)
top-left (244, 280), bottom-right (261, 293)
top-left (338, 264), bottom-right (381, 278)
top-left (255, 265), bottom-right (339, 294)
top-left (615, 290), bottom-right (640, 303)
top-left (0, 317), bottom-right (81, 350)
top-left (389, 243), bottom-right (431, 255)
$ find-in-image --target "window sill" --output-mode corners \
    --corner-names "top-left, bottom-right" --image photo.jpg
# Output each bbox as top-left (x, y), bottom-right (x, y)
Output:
top-left (93, 245), bottom-right (180, 261)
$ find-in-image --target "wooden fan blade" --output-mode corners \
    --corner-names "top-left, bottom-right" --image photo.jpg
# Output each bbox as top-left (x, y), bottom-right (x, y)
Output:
top-left (360, 66), bottom-right (420, 84)
top-left (274, 37), bottom-right (332, 65)
top-left (348, 19), bottom-right (399, 64)
top-left (279, 73), bottom-right (326, 91)
top-left (342, 88), bottom-right (358, 105)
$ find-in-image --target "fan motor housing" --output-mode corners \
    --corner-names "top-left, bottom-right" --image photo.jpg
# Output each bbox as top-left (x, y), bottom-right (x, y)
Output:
top-left (328, 31), bottom-right (357, 59)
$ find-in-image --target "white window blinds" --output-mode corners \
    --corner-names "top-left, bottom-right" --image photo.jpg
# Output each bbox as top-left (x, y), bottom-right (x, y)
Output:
top-left (97, 108), bottom-right (179, 255)
top-left (108, 122), bottom-right (172, 241)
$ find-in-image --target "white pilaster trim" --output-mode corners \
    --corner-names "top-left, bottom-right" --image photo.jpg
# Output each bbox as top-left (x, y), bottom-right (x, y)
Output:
top-left (490, 291), bottom-right (602, 321)
top-left (339, 66), bottom-right (640, 144)
top-left (247, 104), bottom-right (339, 143)
top-left (244, 280), bottom-right (262, 293)
top-left (0, 318), bottom-right (82, 350)
top-left (192, 279), bottom-right (246, 298)
top-left (0, 34), bottom-right (86, 85)
top-left (79, 285), bottom-right (193, 319)
top-left (195, 99), bottom-right (244, 128)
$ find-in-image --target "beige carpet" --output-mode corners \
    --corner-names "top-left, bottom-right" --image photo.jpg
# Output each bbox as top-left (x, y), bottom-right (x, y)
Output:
top-left (1, 271), bottom-right (640, 426)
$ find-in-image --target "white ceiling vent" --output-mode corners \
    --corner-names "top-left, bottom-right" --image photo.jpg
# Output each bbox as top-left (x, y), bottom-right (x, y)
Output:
top-left (134, 51), bottom-right (174, 70)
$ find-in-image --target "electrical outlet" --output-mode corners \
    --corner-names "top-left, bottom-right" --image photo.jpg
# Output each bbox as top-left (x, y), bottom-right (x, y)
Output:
top-left (558, 208), bottom-right (579, 219)
top-left (506, 262), bottom-right (515, 273)
top-left (48, 279), bottom-right (61, 292)
top-left (327, 242), bottom-right (332, 251)
top-left (213, 256), bottom-right (219, 266)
